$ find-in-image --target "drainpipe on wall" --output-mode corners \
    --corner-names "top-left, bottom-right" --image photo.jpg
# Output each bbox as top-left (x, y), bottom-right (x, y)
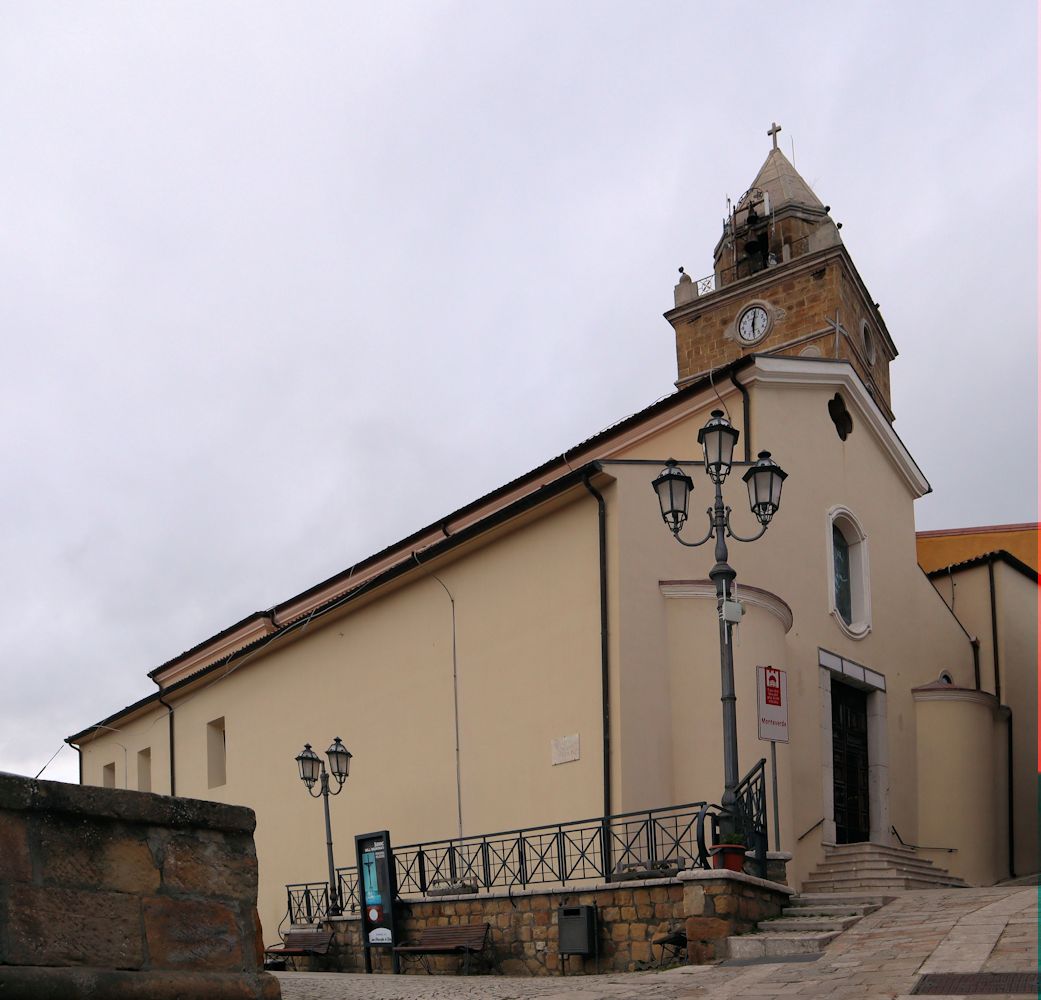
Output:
top-left (581, 473), bottom-right (612, 822)
top-left (154, 680), bottom-right (176, 797)
top-left (729, 371), bottom-right (752, 461)
top-left (1002, 706), bottom-right (1016, 879)
top-left (431, 572), bottom-right (463, 842)
top-left (987, 561), bottom-right (1002, 703)
top-left (412, 551), bottom-right (464, 842)
top-left (63, 739), bottom-right (83, 785)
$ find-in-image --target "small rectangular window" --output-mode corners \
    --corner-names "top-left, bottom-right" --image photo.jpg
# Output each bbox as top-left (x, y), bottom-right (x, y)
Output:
top-left (137, 747), bottom-right (152, 792)
top-left (207, 717), bottom-right (226, 788)
top-left (102, 762), bottom-right (116, 788)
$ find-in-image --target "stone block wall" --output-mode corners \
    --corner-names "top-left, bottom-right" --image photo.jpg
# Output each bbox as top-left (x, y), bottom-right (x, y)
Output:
top-left (682, 870), bottom-right (787, 963)
top-left (0, 771), bottom-right (279, 1000)
top-left (314, 869), bottom-right (790, 976)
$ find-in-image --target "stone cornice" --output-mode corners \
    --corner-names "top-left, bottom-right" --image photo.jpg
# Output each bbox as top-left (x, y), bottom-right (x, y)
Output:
top-left (677, 867), bottom-right (795, 895)
top-left (663, 245), bottom-right (896, 360)
top-left (911, 685), bottom-right (1001, 711)
top-left (658, 579), bottom-right (794, 633)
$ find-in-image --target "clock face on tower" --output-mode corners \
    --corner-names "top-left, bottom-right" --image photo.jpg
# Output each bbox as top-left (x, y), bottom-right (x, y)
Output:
top-left (738, 304), bottom-right (771, 344)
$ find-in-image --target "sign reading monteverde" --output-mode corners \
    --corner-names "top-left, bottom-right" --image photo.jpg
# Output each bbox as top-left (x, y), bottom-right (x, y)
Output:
top-left (757, 665), bottom-right (789, 743)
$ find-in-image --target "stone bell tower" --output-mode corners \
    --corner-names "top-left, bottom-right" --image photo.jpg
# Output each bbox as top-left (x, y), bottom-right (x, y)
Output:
top-left (666, 124), bottom-right (897, 419)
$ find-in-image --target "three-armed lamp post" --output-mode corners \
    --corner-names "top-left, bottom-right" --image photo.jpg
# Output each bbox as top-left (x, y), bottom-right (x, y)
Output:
top-left (295, 737), bottom-right (353, 916)
top-left (651, 410), bottom-right (787, 824)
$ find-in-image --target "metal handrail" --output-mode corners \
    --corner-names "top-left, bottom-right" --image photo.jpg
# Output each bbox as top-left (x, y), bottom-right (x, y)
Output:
top-left (731, 758), bottom-right (768, 878)
top-left (390, 800), bottom-right (715, 897)
top-left (891, 825), bottom-right (957, 853)
top-left (285, 882), bottom-right (330, 925)
top-left (286, 790), bottom-right (771, 920)
top-left (303, 800), bottom-right (722, 914)
top-left (688, 235), bottom-right (813, 298)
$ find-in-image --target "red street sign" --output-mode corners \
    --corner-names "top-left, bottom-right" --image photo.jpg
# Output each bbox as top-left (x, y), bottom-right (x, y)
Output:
top-left (757, 665), bottom-right (789, 743)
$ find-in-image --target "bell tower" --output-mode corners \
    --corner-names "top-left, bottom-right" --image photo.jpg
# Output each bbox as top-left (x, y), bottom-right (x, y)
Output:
top-left (667, 124), bottom-right (897, 419)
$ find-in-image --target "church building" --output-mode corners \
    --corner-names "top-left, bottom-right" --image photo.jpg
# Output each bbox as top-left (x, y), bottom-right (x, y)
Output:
top-left (69, 131), bottom-right (1038, 940)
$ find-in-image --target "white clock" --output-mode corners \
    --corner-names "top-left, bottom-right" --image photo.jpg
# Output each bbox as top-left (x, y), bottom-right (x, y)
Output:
top-left (738, 305), bottom-right (771, 344)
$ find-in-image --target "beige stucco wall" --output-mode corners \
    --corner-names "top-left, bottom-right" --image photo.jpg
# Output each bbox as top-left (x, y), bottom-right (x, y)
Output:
top-left (83, 489), bottom-right (605, 940)
top-left (662, 589), bottom-right (792, 825)
top-left (913, 688), bottom-right (1005, 886)
top-left (995, 562), bottom-right (1038, 876)
top-left (80, 707), bottom-right (171, 797)
top-left (606, 378), bottom-right (974, 887)
top-left (929, 560), bottom-right (1038, 877)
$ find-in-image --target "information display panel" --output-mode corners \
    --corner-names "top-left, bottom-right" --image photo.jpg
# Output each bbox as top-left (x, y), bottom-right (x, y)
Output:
top-left (355, 830), bottom-right (398, 973)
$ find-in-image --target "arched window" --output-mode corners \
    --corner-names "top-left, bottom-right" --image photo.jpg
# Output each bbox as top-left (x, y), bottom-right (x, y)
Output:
top-left (832, 523), bottom-right (852, 624)
top-left (827, 508), bottom-right (871, 638)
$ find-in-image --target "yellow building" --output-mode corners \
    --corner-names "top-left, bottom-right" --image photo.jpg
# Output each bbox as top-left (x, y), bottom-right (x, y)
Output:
top-left (917, 523), bottom-right (1038, 574)
top-left (69, 139), bottom-right (1038, 939)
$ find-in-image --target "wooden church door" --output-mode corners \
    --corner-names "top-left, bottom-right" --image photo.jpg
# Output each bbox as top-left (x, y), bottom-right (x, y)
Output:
top-left (832, 681), bottom-right (870, 843)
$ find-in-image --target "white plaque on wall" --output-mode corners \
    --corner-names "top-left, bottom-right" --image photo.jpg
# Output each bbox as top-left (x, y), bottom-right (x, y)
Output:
top-left (551, 733), bottom-right (580, 765)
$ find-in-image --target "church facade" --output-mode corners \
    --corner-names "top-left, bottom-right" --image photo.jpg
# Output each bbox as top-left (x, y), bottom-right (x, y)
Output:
top-left (70, 137), bottom-right (1037, 939)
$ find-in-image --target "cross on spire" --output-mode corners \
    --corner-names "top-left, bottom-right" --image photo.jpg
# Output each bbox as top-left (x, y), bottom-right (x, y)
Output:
top-left (767, 121), bottom-right (782, 150)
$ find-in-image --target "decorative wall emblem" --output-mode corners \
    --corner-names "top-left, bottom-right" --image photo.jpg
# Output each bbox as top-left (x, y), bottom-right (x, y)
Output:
top-left (828, 393), bottom-right (853, 440)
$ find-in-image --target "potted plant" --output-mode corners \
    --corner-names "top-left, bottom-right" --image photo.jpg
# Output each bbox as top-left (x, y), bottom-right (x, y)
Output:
top-left (710, 830), bottom-right (748, 873)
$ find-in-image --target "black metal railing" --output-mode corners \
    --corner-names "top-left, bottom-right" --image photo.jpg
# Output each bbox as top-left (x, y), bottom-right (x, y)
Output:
top-left (691, 234), bottom-right (814, 297)
top-left (731, 758), bottom-right (768, 879)
top-left (286, 882), bottom-right (332, 924)
top-left (284, 873), bottom-right (359, 925)
top-left (337, 867), bottom-right (360, 913)
top-left (389, 801), bottom-right (718, 898)
top-left (285, 781), bottom-right (771, 919)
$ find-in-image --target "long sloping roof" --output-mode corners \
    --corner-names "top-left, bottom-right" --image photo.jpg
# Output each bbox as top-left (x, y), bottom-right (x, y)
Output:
top-left (68, 356), bottom-right (759, 743)
top-left (145, 355), bottom-right (753, 680)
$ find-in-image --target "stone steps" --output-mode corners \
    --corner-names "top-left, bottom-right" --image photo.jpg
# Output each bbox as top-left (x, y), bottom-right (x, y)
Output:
top-left (725, 930), bottom-right (842, 961)
top-left (782, 902), bottom-right (879, 917)
top-left (796, 892), bottom-right (895, 907)
top-left (802, 871), bottom-right (968, 892)
top-left (811, 853), bottom-right (953, 869)
top-left (802, 842), bottom-right (969, 891)
top-left (722, 843), bottom-right (967, 961)
top-left (723, 892), bottom-right (890, 961)
top-left (758, 914), bottom-right (860, 932)
top-left (824, 843), bottom-right (917, 858)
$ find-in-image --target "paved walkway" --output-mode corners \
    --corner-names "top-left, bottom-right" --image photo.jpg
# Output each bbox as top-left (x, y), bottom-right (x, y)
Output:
top-left (276, 886), bottom-right (1037, 999)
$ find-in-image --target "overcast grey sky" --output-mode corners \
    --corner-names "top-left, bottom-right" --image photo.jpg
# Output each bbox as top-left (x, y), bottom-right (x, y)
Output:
top-left (1, 2), bottom-right (1035, 785)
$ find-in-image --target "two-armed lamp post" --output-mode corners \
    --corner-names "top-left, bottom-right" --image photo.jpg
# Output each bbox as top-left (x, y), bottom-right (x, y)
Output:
top-left (651, 410), bottom-right (787, 823)
top-left (295, 737), bottom-right (353, 916)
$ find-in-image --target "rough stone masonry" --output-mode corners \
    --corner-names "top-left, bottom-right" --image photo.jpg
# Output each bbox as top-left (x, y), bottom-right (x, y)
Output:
top-left (0, 770), bottom-right (280, 999)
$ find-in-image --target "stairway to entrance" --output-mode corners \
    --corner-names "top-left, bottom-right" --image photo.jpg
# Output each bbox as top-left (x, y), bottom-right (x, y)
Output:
top-left (725, 843), bottom-right (969, 961)
top-left (802, 842), bottom-right (969, 892)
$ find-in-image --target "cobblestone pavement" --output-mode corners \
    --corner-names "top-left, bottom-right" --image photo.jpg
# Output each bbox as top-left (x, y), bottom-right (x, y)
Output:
top-left (275, 886), bottom-right (1038, 999)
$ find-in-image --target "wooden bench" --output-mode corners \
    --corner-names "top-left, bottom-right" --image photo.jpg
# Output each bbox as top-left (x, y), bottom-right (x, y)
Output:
top-left (264, 926), bottom-right (335, 970)
top-left (393, 922), bottom-right (490, 975)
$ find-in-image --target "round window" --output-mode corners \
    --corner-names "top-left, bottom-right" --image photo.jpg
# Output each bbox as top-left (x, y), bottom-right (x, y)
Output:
top-left (861, 321), bottom-right (876, 365)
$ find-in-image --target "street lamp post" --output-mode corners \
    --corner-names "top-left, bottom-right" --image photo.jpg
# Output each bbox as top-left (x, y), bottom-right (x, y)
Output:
top-left (651, 410), bottom-right (787, 825)
top-left (295, 737), bottom-right (353, 917)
